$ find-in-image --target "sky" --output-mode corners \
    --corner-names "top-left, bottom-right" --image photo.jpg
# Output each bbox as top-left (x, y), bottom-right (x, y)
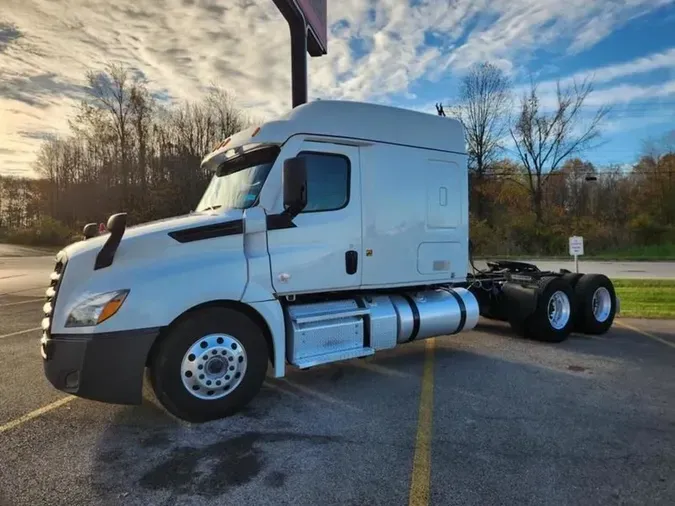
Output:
top-left (1, 0), bottom-right (674, 177)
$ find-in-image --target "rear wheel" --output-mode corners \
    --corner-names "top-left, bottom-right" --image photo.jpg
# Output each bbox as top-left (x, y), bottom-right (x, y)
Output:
top-left (573, 274), bottom-right (617, 335)
top-left (561, 272), bottom-right (583, 288)
top-left (522, 276), bottom-right (575, 343)
top-left (148, 307), bottom-right (268, 423)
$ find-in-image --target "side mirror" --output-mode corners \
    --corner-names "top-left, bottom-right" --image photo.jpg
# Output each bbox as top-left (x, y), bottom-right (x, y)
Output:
top-left (283, 157), bottom-right (307, 216)
top-left (106, 213), bottom-right (127, 234)
top-left (82, 223), bottom-right (98, 240)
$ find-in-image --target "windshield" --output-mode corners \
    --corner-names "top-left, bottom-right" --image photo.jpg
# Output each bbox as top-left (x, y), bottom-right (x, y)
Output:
top-left (195, 146), bottom-right (279, 212)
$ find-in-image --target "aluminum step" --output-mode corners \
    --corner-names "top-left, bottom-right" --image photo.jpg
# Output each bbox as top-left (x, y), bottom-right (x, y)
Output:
top-left (291, 308), bottom-right (370, 325)
top-left (293, 347), bottom-right (375, 369)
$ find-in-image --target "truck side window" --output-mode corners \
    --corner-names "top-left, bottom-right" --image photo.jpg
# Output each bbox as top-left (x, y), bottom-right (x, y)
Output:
top-left (297, 151), bottom-right (350, 212)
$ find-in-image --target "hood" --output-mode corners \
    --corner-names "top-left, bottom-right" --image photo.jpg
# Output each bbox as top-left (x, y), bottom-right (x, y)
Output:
top-left (63, 209), bottom-right (244, 262)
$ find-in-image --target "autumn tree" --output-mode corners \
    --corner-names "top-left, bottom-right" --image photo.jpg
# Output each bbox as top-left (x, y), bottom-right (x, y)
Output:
top-left (629, 132), bottom-right (675, 244)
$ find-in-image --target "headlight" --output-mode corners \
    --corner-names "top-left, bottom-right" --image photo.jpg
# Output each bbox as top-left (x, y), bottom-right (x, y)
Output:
top-left (65, 290), bottom-right (129, 328)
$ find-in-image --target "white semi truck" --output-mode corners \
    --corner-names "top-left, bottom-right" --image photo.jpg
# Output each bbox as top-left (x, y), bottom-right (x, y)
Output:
top-left (41, 100), bottom-right (618, 422)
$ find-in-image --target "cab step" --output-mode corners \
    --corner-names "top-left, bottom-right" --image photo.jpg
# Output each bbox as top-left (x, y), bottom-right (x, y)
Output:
top-left (295, 347), bottom-right (375, 369)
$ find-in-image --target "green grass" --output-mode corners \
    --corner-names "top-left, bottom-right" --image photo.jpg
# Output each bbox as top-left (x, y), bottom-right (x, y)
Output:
top-left (614, 279), bottom-right (675, 319)
top-left (591, 243), bottom-right (675, 261)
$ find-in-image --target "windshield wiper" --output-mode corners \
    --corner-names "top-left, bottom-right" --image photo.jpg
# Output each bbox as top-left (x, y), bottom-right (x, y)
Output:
top-left (200, 205), bottom-right (222, 212)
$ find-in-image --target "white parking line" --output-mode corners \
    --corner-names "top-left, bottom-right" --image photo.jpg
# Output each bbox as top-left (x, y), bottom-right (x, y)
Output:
top-left (278, 379), bottom-right (362, 412)
top-left (0, 299), bottom-right (43, 308)
top-left (349, 361), bottom-right (413, 378)
top-left (0, 285), bottom-right (47, 296)
top-left (0, 327), bottom-right (41, 340)
top-left (0, 396), bottom-right (75, 434)
top-left (616, 321), bottom-right (675, 350)
top-left (263, 381), bottom-right (303, 398)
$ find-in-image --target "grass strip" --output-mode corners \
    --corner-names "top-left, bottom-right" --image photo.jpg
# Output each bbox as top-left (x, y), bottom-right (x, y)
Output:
top-left (613, 279), bottom-right (675, 319)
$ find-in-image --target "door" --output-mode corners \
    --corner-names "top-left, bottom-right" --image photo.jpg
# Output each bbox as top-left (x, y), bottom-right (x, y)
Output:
top-left (267, 141), bottom-right (362, 295)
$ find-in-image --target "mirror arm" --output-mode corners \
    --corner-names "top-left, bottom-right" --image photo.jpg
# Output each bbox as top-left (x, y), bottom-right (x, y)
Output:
top-left (282, 202), bottom-right (301, 220)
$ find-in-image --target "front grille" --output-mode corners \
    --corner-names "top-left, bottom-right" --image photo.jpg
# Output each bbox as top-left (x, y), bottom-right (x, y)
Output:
top-left (43, 251), bottom-right (67, 339)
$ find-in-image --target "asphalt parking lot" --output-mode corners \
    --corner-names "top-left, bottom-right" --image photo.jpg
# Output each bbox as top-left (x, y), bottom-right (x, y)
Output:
top-left (1, 293), bottom-right (674, 506)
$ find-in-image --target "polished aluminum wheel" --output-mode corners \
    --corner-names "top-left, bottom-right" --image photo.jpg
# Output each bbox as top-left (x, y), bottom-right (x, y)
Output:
top-left (547, 290), bottom-right (571, 330)
top-left (592, 287), bottom-right (612, 323)
top-left (180, 334), bottom-right (247, 400)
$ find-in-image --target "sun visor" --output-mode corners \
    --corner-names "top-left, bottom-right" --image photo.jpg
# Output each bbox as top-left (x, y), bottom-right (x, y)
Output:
top-left (201, 121), bottom-right (288, 172)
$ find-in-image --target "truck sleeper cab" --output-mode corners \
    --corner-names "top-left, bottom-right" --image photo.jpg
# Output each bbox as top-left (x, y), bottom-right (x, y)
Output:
top-left (40, 100), bottom-right (618, 423)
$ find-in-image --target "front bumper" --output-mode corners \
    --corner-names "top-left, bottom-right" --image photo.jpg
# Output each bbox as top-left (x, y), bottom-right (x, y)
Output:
top-left (42, 328), bottom-right (159, 405)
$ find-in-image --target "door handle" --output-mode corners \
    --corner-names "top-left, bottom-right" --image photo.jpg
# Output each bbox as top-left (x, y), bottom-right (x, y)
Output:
top-left (345, 250), bottom-right (358, 275)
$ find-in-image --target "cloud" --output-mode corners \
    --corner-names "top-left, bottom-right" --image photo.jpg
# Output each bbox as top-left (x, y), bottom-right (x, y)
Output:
top-left (0, 0), bottom-right (672, 176)
top-left (0, 22), bottom-right (23, 53)
top-left (567, 0), bottom-right (673, 54)
top-left (0, 73), bottom-right (86, 107)
top-left (17, 130), bottom-right (59, 141)
top-left (602, 111), bottom-right (674, 136)
top-left (531, 47), bottom-right (675, 94)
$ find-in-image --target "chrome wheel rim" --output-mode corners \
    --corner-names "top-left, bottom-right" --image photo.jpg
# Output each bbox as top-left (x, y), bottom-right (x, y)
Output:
top-left (547, 290), bottom-right (571, 330)
top-left (592, 287), bottom-right (612, 323)
top-left (181, 334), bottom-right (247, 400)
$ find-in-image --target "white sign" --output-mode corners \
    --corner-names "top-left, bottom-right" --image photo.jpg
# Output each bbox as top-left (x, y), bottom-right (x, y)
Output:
top-left (569, 236), bottom-right (584, 256)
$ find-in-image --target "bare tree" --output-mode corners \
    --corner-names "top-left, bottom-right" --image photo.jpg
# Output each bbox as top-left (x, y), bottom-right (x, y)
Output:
top-left (452, 62), bottom-right (513, 175)
top-left (130, 85), bottom-right (154, 194)
top-left (510, 77), bottom-right (610, 223)
top-left (84, 63), bottom-right (135, 207)
top-left (204, 86), bottom-right (251, 140)
top-left (446, 62), bottom-right (512, 219)
top-left (641, 129), bottom-right (675, 163)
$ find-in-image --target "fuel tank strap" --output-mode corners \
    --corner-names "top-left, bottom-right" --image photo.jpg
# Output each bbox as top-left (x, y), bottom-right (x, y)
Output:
top-left (446, 289), bottom-right (467, 334)
top-left (401, 294), bottom-right (420, 342)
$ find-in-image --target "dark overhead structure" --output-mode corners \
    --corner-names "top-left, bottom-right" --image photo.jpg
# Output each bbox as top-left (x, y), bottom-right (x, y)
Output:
top-left (272, 0), bottom-right (328, 108)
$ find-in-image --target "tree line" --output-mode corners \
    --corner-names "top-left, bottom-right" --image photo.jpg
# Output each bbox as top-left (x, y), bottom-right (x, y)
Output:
top-left (441, 62), bottom-right (674, 256)
top-left (0, 62), bottom-right (673, 256)
top-left (0, 63), bottom-right (252, 245)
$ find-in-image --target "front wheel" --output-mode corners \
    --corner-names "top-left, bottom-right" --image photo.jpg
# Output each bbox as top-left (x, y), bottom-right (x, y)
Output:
top-left (148, 307), bottom-right (269, 423)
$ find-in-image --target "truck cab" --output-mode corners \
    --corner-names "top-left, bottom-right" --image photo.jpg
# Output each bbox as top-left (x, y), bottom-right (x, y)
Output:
top-left (40, 100), bottom-right (617, 422)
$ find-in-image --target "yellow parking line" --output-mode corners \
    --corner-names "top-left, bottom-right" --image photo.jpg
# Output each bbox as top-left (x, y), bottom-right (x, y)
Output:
top-left (0, 299), bottom-right (43, 308)
top-left (0, 396), bottom-right (75, 434)
top-left (408, 338), bottom-right (435, 506)
top-left (0, 326), bottom-right (41, 340)
top-left (616, 320), bottom-right (675, 350)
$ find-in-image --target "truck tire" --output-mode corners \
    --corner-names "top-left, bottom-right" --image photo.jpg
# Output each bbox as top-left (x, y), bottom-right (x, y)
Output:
top-left (148, 307), bottom-right (269, 423)
top-left (561, 272), bottom-right (583, 288)
top-left (523, 276), bottom-right (575, 343)
top-left (573, 274), bottom-right (617, 335)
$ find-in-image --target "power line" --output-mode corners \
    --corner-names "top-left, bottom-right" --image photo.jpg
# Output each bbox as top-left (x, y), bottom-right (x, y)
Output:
top-left (437, 101), bottom-right (675, 110)
top-left (476, 170), bottom-right (675, 178)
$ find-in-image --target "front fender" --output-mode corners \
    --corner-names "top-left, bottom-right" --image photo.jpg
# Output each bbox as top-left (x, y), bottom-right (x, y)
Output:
top-left (52, 236), bottom-right (248, 334)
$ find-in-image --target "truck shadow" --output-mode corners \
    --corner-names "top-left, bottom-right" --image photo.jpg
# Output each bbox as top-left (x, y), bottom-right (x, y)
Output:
top-left (89, 387), bottom-right (344, 503)
top-left (86, 347), bottom-right (418, 503)
top-left (87, 337), bottom-right (674, 505)
top-left (88, 344), bottom-right (458, 504)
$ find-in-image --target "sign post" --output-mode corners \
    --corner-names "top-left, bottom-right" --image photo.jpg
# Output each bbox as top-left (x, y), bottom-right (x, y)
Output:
top-left (568, 236), bottom-right (584, 273)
